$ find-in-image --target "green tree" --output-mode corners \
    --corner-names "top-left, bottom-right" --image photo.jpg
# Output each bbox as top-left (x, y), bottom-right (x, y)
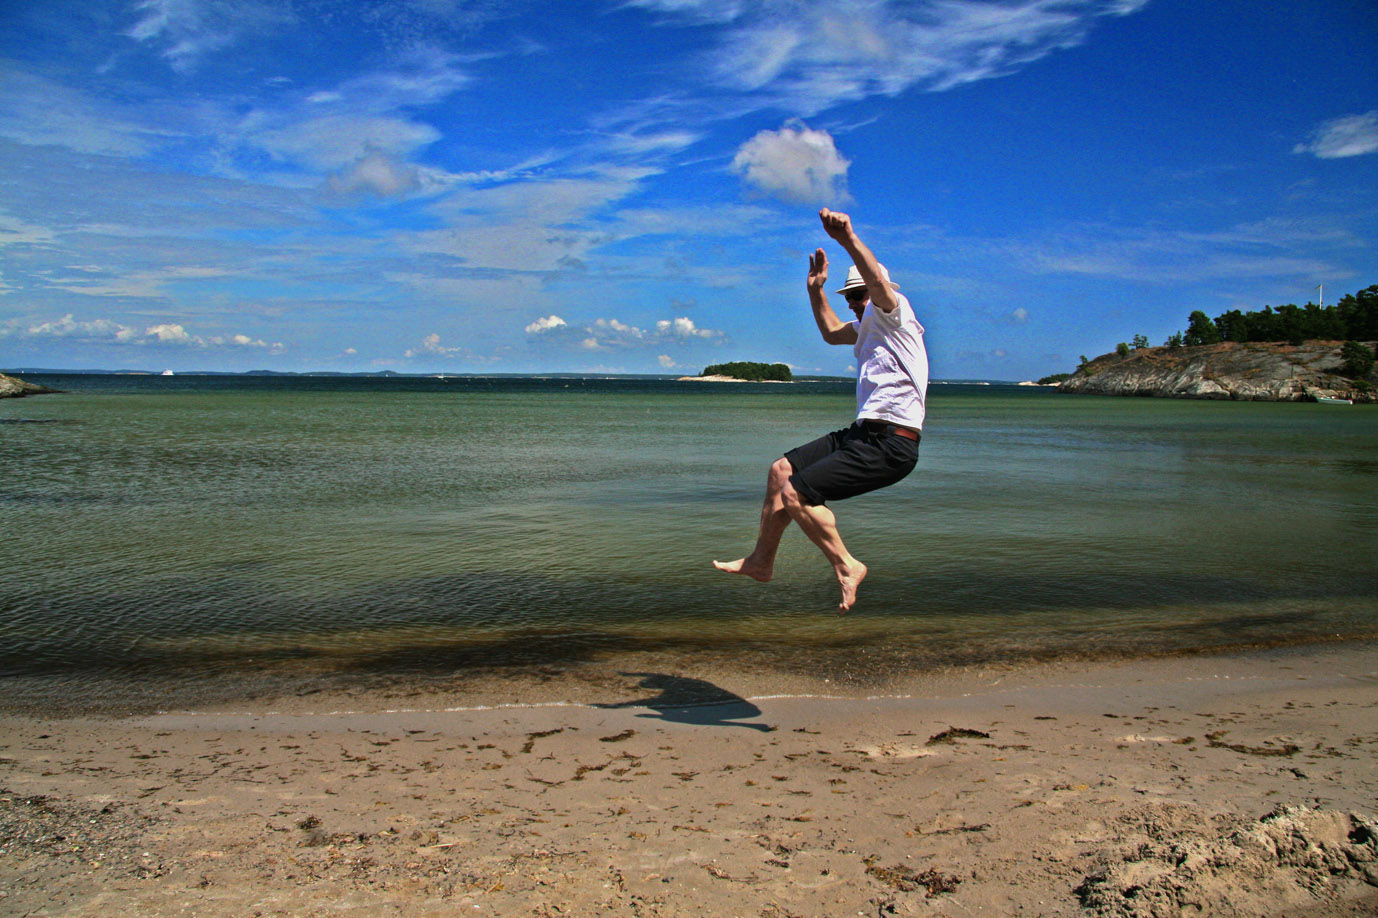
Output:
top-left (1183, 311), bottom-right (1220, 346)
top-left (1214, 309), bottom-right (1247, 342)
top-left (1165, 332), bottom-right (1184, 348)
top-left (1304, 303), bottom-right (1345, 340)
top-left (1336, 285), bottom-right (1378, 339)
top-left (1131, 334), bottom-right (1149, 349)
top-left (1115, 342), bottom-right (1130, 356)
top-left (1340, 341), bottom-right (1375, 379)
top-left (1275, 304), bottom-right (1306, 345)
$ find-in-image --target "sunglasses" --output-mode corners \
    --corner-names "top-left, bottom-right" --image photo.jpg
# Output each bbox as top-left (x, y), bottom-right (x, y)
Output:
top-left (844, 289), bottom-right (868, 302)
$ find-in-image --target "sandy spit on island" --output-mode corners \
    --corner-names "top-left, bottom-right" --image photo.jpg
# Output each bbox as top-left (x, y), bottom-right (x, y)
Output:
top-left (3, 643), bottom-right (1377, 918)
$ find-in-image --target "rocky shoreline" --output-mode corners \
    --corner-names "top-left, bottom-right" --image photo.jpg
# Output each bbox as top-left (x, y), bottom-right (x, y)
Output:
top-left (1058, 341), bottom-right (1376, 402)
top-left (0, 373), bottom-right (57, 399)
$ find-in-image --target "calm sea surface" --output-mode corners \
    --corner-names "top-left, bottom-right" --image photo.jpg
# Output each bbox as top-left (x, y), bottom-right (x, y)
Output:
top-left (3, 374), bottom-right (1376, 709)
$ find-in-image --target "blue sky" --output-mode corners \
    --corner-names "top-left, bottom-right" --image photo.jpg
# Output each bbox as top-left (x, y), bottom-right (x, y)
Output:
top-left (1, 0), bottom-right (1375, 379)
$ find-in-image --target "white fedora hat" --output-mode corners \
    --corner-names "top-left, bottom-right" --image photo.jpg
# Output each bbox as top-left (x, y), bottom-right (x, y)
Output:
top-left (836, 264), bottom-right (899, 294)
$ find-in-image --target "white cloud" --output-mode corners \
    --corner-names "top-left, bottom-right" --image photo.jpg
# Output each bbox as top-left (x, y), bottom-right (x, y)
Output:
top-left (525, 315), bottom-right (568, 334)
top-left (251, 115), bottom-right (441, 173)
top-left (732, 122), bottom-right (850, 204)
top-left (1011, 307), bottom-right (1029, 323)
top-left (405, 331), bottom-right (458, 357)
top-left (26, 314), bottom-right (135, 341)
top-left (328, 151), bottom-right (423, 197)
top-left (17, 313), bottom-right (282, 350)
top-left (1294, 111), bottom-right (1378, 159)
top-left (525, 313), bottom-right (724, 351)
top-left (595, 317), bottom-right (644, 338)
top-left (147, 322), bottom-right (195, 344)
top-left (656, 316), bottom-right (720, 339)
top-left (401, 333), bottom-right (501, 363)
top-left (527, 315), bottom-right (646, 350)
top-left (657, 354), bottom-right (679, 368)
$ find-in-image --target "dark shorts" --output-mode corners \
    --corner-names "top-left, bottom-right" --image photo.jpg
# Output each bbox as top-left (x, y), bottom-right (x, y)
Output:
top-left (785, 420), bottom-right (920, 506)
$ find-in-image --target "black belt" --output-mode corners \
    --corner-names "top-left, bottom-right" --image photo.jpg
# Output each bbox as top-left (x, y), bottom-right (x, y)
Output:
top-left (862, 419), bottom-right (920, 441)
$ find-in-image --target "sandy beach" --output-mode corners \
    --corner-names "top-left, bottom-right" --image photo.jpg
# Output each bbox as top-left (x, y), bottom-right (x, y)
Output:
top-left (3, 642), bottom-right (1377, 917)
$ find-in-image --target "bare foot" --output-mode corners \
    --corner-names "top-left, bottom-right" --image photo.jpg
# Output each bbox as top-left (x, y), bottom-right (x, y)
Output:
top-left (713, 557), bottom-right (773, 583)
top-left (836, 561), bottom-right (867, 614)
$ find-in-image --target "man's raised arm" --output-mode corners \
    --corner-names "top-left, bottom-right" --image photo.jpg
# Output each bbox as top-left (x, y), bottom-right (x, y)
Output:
top-left (807, 246), bottom-right (857, 345)
top-left (819, 209), bottom-right (899, 314)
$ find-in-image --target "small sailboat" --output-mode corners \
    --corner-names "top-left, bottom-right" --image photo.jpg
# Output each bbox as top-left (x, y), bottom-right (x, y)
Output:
top-left (1315, 396), bottom-right (1352, 405)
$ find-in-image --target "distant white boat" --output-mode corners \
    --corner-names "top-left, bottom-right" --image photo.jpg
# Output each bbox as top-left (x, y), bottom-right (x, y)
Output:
top-left (161, 369), bottom-right (174, 376)
top-left (1315, 396), bottom-right (1352, 405)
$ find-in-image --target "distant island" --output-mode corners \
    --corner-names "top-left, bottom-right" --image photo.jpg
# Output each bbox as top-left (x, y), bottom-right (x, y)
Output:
top-left (679, 361), bottom-right (793, 383)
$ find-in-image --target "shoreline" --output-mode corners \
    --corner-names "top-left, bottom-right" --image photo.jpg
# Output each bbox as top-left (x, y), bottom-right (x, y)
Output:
top-left (4, 628), bottom-right (1377, 719)
top-left (4, 641), bottom-right (1376, 916)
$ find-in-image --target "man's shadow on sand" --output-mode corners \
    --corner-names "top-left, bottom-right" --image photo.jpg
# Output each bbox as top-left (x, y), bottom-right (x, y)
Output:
top-left (592, 673), bottom-right (774, 732)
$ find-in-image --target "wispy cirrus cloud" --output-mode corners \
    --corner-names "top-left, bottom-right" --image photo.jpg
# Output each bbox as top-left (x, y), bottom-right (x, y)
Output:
top-left (628, 0), bottom-right (1150, 113)
top-left (0, 65), bottom-right (173, 157)
top-left (124, 0), bottom-right (294, 73)
top-left (230, 45), bottom-right (480, 191)
top-left (1003, 218), bottom-right (1354, 284)
top-left (1294, 110), bottom-right (1378, 160)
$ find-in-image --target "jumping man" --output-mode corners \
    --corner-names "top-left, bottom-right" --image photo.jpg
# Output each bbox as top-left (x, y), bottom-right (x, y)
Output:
top-left (714, 208), bottom-right (929, 614)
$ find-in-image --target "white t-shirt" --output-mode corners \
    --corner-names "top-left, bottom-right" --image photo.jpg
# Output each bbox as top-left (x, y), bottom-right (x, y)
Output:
top-left (851, 293), bottom-right (929, 431)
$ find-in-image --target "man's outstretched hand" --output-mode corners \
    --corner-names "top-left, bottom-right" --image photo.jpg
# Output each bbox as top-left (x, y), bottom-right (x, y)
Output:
top-left (819, 208), bottom-right (854, 244)
top-left (808, 247), bottom-right (828, 292)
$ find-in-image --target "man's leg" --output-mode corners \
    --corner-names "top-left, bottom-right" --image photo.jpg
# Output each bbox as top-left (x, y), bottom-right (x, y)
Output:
top-left (713, 456), bottom-right (795, 582)
top-left (780, 478), bottom-right (867, 614)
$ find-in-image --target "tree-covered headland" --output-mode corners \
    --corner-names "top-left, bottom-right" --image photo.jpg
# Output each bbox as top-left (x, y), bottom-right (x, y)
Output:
top-left (699, 361), bottom-right (793, 381)
top-left (1099, 284), bottom-right (1377, 385)
top-left (1064, 283), bottom-right (1377, 400)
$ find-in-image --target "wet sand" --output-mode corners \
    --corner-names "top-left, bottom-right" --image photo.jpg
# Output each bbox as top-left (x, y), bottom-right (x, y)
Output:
top-left (3, 643), bottom-right (1377, 917)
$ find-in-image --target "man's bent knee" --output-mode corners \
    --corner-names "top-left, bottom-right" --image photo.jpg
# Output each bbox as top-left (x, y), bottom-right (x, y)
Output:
top-left (780, 477), bottom-right (813, 515)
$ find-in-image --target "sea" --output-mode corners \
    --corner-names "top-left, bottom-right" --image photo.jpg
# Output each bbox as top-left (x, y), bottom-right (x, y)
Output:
top-left (3, 374), bottom-right (1376, 712)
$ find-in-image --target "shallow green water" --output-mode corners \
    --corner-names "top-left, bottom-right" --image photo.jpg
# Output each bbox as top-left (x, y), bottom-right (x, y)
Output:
top-left (2, 374), bottom-right (1375, 706)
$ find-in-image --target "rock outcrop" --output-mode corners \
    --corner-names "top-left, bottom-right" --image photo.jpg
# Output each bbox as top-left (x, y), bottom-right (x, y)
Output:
top-left (0, 373), bottom-right (57, 398)
top-left (1057, 341), bottom-right (1375, 402)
